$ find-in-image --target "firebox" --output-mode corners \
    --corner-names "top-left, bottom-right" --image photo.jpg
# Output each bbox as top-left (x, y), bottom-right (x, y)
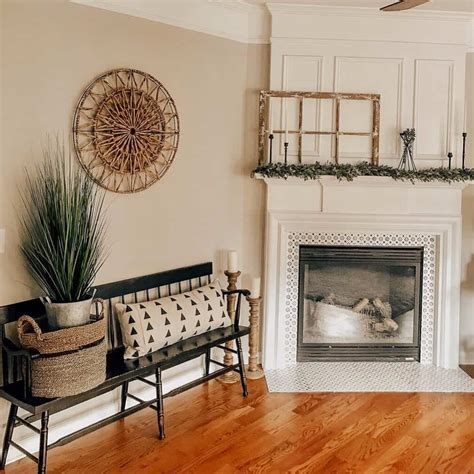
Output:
top-left (297, 245), bottom-right (423, 362)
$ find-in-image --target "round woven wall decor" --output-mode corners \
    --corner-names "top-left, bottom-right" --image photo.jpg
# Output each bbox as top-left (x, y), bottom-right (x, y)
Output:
top-left (72, 69), bottom-right (179, 193)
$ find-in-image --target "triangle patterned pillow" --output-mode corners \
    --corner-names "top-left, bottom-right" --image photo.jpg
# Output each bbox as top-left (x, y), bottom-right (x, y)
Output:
top-left (116, 279), bottom-right (231, 359)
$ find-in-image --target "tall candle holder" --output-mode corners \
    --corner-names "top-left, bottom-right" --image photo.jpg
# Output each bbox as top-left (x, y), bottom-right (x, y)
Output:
top-left (284, 142), bottom-right (289, 165)
top-left (448, 152), bottom-right (453, 170)
top-left (245, 296), bottom-right (264, 380)
top-left (218, 270), bottom-right (241, 384)
top-left (268, 133), bottom-right (274, 164)
top-left (462, 133), bottom-right (467, 169)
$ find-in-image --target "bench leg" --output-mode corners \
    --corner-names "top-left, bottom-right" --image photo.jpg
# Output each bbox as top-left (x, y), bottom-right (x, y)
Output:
top-left (235, 337), bottom-right (248, 397)
top-left (155, 367), bottom-right (165, 440)
top-left (0, 403), bottom-right (18, 469)
top-left (120, 381), bottom-right (129, 412)
top-left (204, 349), bottom-right (211, 376)
top-left (38, 411), bottom-right (49, 474)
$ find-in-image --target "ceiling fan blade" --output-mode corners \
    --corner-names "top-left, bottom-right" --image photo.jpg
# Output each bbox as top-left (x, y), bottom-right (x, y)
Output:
top-left (380, 0), bottom-right (430, 12)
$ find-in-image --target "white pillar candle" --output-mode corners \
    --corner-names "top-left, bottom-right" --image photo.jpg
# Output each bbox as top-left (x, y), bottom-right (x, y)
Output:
top-left (0, 229), bottom-right (5, 254)
top-left (227, 250), bottom-right (238, 273)
top-left (284, 98), bottom-right (288, 143)
top-left (250, 277), bottom-right (261, 298)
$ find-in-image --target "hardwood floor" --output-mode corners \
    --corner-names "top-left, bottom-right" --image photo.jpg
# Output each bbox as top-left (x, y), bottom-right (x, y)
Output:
top-left (4, 378), bottom-right (474, 473)
top-left (461, 365), bottom-right (474, 378)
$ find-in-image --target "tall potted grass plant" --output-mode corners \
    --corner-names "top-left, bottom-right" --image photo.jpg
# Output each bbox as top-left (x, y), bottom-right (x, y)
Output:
top-left (19, 139), bottom-right (107, 329)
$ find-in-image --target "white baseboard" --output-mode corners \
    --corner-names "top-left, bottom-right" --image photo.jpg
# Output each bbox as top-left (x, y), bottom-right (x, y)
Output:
top-left (460, 355), bottom-right (474, 365)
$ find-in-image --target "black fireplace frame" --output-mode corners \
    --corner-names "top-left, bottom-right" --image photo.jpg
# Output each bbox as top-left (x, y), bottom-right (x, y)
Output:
top-left (297, 245), bottom-right (423, 362)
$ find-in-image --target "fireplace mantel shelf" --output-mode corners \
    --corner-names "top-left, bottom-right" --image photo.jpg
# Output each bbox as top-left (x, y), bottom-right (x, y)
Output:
top-left (255, 173), bottom-right (472, 190)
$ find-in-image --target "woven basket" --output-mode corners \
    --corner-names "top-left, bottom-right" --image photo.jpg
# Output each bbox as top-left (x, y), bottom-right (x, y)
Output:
top-left (17, 312), bottom-right (107, 398)
top-left (29, 340), bottom-right (106, 398)
top-left (17, 310), bottom-right (106, 354)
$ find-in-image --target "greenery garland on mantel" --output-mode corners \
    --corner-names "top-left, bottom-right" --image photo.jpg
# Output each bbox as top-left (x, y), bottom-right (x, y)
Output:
top-left (253, 162), bottom-right (474, 184)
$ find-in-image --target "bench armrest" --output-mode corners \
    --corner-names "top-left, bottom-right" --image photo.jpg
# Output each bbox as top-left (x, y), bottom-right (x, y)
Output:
top-left (222, 289), bottom-right (251, 297)
top-left (223, 289), bottom-right (250, 329)
top-left (2, 326), bottom-right (38, 396)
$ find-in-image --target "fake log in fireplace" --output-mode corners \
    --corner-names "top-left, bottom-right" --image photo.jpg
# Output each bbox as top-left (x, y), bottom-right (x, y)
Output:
top-left (297, 246), bottom-right (423, 362)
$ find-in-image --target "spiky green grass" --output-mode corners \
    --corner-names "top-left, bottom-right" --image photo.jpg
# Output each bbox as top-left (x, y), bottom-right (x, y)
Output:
top-left (19, 139), bottom-right (107, 302)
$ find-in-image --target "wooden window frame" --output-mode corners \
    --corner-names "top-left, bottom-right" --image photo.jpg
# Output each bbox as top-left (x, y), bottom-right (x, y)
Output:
top-left (258, 90), bottom-right (380, 165)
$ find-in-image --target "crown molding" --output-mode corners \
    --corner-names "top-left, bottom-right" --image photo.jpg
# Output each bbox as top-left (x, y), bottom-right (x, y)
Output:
top-left (71, 0), bottom-right (270, 44)
top-left (268, 3), bottom-right (473, 46)
top-left (266, 3), bottom-right (474, 22)
top-left (70, 1), bottom-right (472, 45)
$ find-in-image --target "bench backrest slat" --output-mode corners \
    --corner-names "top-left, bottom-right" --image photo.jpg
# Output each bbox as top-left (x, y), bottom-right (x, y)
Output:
top-left (1, 261), bottom-right (213, 348)
top-left (93, 262), bottom-right (212, 300)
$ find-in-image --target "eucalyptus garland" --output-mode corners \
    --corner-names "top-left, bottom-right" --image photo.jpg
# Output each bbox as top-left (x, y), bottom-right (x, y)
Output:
top-left (254, 162), bottom-right (474, 184)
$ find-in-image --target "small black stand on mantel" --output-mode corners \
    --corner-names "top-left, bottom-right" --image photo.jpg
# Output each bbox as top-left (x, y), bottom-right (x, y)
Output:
top-left (448, 152), bottom-right (453, 170)
top-left (462, 132), bottom-right (467, 169)
top-left (284, 142), bottom-right (289, 165)
top-left (268, 133), bottom-right (274, 164)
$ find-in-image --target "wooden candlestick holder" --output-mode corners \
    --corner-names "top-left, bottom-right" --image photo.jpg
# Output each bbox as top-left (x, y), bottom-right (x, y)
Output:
top-left (245, 296), bottom-right (264, 380)
top-left (218, 270), bottom-right (241, 384)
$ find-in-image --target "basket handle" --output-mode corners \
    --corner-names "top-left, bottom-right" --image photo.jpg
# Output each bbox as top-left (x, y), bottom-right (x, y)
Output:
top-left (92, 298), bottom-right (105, 320)
top-left (17, 315), bottom-right (43, 342)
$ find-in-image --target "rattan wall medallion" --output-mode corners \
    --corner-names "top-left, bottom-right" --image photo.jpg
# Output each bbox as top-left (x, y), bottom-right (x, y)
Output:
top-left (73, 69), bottom-right (180, 193)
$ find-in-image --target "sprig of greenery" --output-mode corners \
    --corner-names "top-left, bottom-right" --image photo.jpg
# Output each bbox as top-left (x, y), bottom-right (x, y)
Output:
top-left (19, 138), bottom-right (108, 303)
top-left (253, 162), bottom-right (474, 184)
top-left (400, 128), bottom-right (416, 146)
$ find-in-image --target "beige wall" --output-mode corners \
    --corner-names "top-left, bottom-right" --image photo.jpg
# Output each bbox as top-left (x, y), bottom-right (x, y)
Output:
top-left (0, 0), bottom-right (269, 461)
top-left (0, 0), bottom-right (269, 306)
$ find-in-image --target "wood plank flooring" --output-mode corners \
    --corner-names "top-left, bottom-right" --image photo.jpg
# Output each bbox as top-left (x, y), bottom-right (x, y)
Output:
top-left (461, 364), bottom-right (474, 378)
top-left (4, 378), bottom-right (474, 473)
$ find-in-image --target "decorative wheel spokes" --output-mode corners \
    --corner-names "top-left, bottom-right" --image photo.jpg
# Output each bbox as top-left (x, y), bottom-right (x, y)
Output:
top-left (73, 69), bottom-right (179, 193)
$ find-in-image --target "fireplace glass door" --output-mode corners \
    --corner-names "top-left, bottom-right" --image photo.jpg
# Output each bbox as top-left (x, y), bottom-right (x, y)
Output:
top-left (297, 246), bottom-right (423, 362)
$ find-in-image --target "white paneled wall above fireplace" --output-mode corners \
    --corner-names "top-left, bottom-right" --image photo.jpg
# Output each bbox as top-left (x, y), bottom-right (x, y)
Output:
top-left (268, 5), bottom-right (472, 167)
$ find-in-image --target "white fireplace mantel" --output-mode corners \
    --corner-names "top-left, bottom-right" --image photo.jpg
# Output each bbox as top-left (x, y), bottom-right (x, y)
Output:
top-left (258, 175), bottom-right (472, 370)
top-left (258, 175), bottom-right (469, 215)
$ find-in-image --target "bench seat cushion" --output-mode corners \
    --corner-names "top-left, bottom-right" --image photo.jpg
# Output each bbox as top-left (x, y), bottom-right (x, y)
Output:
top-left (116, 280), bottom-right (231, 358)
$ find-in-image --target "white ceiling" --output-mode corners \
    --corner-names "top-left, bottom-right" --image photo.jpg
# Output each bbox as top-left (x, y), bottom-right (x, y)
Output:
top-left (245, 0), bottom-right (474, 12)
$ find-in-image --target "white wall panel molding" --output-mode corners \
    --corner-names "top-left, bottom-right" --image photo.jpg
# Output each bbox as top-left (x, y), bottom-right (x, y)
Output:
top-left (270, 36), bottom-right (467, 167)
top-left (334, 56), bottom-right (404, 160)
top-left (413, 59), bottom-right (455, 161)
top-left (281, 55), bottom-right (324, 159)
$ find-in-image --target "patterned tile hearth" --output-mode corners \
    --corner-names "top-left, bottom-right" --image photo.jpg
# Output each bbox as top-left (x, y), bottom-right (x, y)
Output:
top-left (265, 362), bottom-right (474, 393)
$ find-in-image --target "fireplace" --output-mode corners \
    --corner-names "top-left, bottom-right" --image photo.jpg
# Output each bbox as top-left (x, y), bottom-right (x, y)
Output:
top-left (260, 176), bottom-right (466, 370)
top-left (297, 245), bottom-right (423, 362)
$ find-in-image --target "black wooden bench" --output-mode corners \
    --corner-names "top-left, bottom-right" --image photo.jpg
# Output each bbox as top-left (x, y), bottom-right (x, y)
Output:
top-left (0, 262), bottom-right (250, 473)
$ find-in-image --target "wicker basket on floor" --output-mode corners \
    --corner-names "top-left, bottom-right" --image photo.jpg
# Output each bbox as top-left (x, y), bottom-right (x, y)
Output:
top-left (17, 314), bottom-right (107, 398)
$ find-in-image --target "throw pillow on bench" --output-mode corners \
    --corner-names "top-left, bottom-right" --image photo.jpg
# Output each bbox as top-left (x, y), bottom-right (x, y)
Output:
top-left (116, 280), bottom-right (231, 359)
